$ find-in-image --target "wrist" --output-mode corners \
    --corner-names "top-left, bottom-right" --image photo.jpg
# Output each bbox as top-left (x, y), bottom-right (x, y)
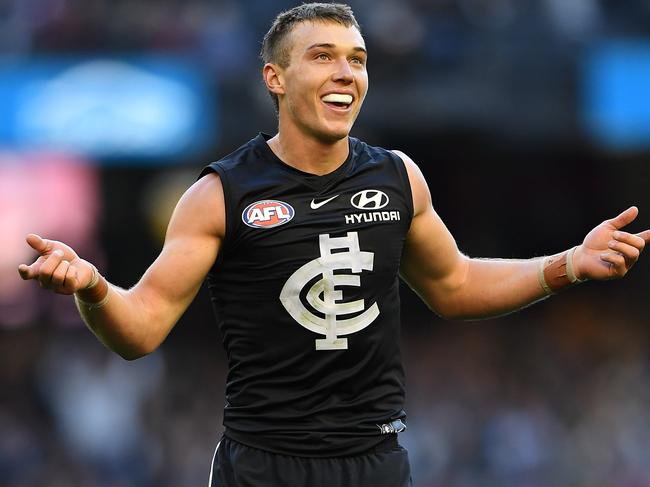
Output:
top-left (566, 246), bottom-right (586, 283)
top-left (75, 265), bottom-right (110, 309)
top-left (83, 264), bottom-right (100, 290)
top-left (538, 246), bottom-right (586, 295)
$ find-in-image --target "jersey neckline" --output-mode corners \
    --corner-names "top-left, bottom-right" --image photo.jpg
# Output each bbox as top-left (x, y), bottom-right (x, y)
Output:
top-left (255, 133), bottom-right (356, 193)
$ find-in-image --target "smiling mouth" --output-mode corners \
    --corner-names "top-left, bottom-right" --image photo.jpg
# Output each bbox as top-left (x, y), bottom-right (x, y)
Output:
top-left (321, 93), bottom-right (353, 110)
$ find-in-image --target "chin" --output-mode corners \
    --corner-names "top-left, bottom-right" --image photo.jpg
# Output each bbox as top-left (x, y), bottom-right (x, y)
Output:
top-left (314, 123), bottom-right (353, 144)
top-left (320, 131), bottom-right (349, 144)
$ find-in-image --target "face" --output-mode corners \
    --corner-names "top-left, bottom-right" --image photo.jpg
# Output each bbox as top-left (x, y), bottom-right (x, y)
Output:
top-left (269, 21), bottom-right (369, 144)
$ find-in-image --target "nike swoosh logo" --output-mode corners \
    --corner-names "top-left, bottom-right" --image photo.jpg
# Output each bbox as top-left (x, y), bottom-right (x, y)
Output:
top-left (310, 194), bottom-right (340, 210)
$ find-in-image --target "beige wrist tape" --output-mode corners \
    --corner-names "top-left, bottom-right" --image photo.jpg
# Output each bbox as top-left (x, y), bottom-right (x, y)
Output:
top-left (75, 292), bottom-right (110, 310)
top-left (85, 264), bottom-right (100, 290)
top-left (538, 246), bottom-right (585, 295)
top-left (75, 265), bottom-right (110, 309)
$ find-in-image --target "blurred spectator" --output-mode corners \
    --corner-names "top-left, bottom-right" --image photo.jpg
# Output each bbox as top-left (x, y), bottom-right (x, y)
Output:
top-left (35, 332), bottom-right (164, 485)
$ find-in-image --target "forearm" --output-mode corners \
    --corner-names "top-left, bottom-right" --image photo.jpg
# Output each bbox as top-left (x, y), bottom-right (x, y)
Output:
top-left (435, 249), bottom-right (582, 320)
top-left (435, 256), bottom-right (546, 320)
top-left (21, 175), bottom-right (223, 357)
top-left (75, 272), bottom-right (171, 360)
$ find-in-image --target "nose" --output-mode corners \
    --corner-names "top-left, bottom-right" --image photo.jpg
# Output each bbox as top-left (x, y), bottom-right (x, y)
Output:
top-left (332, 58), bottom-right (354, 84)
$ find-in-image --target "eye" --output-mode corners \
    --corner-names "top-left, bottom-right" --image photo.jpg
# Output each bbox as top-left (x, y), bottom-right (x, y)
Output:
top-left (350, 57), bottom-right (365, 65)
top-left (317, 53), bottom-right (330, 61)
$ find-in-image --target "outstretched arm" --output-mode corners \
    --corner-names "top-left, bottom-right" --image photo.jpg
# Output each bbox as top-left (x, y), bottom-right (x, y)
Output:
top-left (18, 173), bottom-right (225, 359)
top-left (396, 151), bottom-right (649, 320)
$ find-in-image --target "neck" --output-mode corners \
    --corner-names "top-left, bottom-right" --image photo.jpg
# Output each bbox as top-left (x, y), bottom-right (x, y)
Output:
top-left (267, 123), bottom-right (349, 176)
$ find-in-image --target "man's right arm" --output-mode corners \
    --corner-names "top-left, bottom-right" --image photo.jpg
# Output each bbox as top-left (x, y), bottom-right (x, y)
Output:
top-left (18, 173), bottom-right (225, 360)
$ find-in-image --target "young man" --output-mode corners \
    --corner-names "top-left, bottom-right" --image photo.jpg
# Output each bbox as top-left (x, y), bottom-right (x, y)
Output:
top-left (18, 3), bottom-right (649, 486)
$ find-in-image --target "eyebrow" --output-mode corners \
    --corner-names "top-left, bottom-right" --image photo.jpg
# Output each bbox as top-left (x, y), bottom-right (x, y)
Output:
top-left (305, 43), bottom-right (367, 55)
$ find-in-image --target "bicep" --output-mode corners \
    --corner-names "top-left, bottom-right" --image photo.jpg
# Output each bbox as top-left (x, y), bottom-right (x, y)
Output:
top-left (133, 173), bottom-right (225, 324)
top-left (395, 151), bottom-right (468, 311)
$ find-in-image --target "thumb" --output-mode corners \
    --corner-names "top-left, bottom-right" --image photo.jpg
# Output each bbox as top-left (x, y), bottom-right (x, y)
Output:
top-left (25, 234), bottom-right (50, 254)
top-left (608, 206), bottom-right (639, 230)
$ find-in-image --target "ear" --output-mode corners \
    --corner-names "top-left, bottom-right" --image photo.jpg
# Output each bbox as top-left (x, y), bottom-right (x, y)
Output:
top-left (263, 63), bottom-right (285, 97)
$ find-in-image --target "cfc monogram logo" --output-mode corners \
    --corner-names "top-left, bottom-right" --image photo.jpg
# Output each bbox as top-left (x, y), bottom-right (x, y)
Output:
top-left (279, 232), bottom-right (380, 350)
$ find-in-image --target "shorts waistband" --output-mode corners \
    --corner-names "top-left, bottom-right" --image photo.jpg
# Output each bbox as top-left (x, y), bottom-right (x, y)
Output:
top-left (222, 429), bottom-right (400, 458)
top-left (368, 434), bottom-right (399, 454)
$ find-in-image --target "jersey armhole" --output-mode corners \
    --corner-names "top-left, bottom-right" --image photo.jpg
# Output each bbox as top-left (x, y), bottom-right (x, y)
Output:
top-left (390, 152), bottom-right (415, 223)
top-left (199, 163), bottom-right (232, 259)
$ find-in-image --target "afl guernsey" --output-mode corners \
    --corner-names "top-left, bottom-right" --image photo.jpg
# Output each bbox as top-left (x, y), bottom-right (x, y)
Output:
top-left (200, 133), bottom-right (414, 457)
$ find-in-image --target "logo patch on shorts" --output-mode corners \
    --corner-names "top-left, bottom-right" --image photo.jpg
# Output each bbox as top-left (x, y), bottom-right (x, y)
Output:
top-left (242, 200), bottom-right (295, 228)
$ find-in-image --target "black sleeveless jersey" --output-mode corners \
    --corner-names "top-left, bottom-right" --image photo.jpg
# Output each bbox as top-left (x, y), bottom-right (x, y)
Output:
top-left (200, 133), bottom-right (414, 457)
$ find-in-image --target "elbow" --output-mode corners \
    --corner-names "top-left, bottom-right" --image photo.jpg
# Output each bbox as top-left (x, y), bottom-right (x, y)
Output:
top-left (419, 289), bottom-right (460, 320)
top-left (429, 298), bottom-right (492, 322)
top-left (106, 327), bottom-right (162, 361)
top-left (417, 259), bottom-right (472, 321)
top-left (424, 294), bottom-right (473, 321)
top-left (119, 349), bottom-right (149, 361)
top-left (112, 342), bottom-right (156, 361)
top-left (430, 304), bottom-right (466, 321)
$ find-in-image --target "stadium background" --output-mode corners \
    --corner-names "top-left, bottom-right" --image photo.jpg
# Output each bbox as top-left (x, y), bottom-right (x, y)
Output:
top-left (1, 1), bottom-right (650, 485)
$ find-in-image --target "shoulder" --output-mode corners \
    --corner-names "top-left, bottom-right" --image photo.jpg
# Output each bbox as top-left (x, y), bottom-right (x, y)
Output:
top-left (199, 134), bottom-right (265, 179)
top-left (188, 171), bottom-right (224, 201)
top-left (171, 171), bottom-right (225, 239)
top-left (351, 137), bottom-right (400, 163)
top-left (351, 139), bottom-right (420, 182)
top-left (350, 138), bottom-right (414, 184)
top-left (390, 149), bottom-right (419, 175)
top-left (389, 150), bottom-right (431, 217)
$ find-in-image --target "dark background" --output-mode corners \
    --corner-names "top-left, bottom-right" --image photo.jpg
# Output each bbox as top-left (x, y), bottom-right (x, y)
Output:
top-left (1, 1), bottom-right (650, 485)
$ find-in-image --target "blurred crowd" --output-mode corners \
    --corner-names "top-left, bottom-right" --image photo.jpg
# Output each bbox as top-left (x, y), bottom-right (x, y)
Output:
top-left (2, 0), bottom-right (650, 140)
top-left (4, 0), bottom-right (650, 56)
top-left (3, 290), bottom-right (650, 486)
top-left (2, 0), bottom-right (650, 486)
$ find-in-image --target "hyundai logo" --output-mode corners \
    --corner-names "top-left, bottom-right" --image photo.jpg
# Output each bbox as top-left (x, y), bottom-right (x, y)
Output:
top-left (350, 190), bottom-right (389, 210)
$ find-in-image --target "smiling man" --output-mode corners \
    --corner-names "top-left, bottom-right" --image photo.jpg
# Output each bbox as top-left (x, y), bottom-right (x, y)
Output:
top-left (18, 3), bottom-right (650, 486)
top-left (262, 12), bottom-right (368, 170)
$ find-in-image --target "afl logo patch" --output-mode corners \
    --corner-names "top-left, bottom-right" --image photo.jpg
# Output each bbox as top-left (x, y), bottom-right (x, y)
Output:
top-left (351, 190), bottom-right (389, 210)
top-left (242, 200), bottom-right (295, 228)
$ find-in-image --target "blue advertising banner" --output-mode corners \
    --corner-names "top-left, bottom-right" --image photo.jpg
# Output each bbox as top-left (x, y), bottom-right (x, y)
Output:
top-left (583, 41), bottom-right (650, 151)
top-left (0, 56), bottom-right (216, 162)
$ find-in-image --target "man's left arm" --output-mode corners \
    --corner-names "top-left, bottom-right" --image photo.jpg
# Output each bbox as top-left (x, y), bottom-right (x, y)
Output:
top-left (396, 151), bottom-right (650, 320)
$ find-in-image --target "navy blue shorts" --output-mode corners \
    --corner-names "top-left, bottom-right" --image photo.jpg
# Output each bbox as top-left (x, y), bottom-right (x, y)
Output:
top-left (209, 435), bottom-right (413, 487)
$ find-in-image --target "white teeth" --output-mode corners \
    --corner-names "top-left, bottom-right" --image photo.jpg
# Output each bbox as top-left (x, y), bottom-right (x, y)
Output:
top-left (322, 93), bottom-right (353, 104)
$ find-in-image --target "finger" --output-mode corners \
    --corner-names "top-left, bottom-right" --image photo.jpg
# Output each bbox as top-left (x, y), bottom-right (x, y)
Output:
top-left (17, 255), bottom-right (48, 280)
top-left (66, 265), bottom-right (80, 291)
top-left (601, 252), bottom-right (627, 276)
top-left (25, 233), bottom-right (51, 254)
top-left (18, 264), bottom-right (31, 280)
top-left (57, 265), bottom-right (78, 295)
top-left (608, 240), bottom-right (640, 268)
top-left (18, 264), bottom-right (36, 280)
top-left (51, 260), bottom-right (71, 288)
top-left (608, 206), bottom-right (639, 230)
top-left (613, 231), bottom-right (646, 251)
top-left (636, 229), bottom-right (650, 244)
top-left (37, 250), bottom-right (65, 288)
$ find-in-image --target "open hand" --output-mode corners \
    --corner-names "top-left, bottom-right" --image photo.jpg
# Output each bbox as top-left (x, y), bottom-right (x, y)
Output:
top-left (574, 207), bottom-right (650, 280)
top-left (17, 234), bottom-right (95, 295)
